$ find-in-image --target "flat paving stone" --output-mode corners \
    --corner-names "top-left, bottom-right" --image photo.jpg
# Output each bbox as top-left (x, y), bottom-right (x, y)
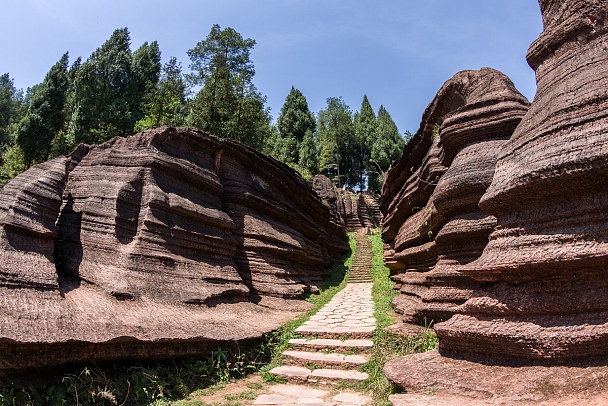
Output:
top-left (310, 369), bottom-right (369, 381)
top-left (269, 366), bottom-right (310, 380)
top-left (270, 384), bottom-right (328, 399)
top-left (333, 392), bottom-right (371, 405)
top-left (254, 394), bottom-right (295, 404)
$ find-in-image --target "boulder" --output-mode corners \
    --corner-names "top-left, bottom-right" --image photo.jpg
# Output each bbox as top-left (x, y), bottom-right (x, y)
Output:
top-left (0, 127), bottom-right (347, 385)
top-left (380, 68), bottom-right (529, 326)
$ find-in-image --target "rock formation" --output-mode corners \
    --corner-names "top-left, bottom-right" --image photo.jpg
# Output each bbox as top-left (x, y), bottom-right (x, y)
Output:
top-left (0, 127), bottom-right (347, 386)
top-left (312, 174), bottom-right (346, 226)
top-left (385, 0), bottom-right (608, 398)
top-left (435, 0), bottom-right (608, 362)
top-left (312, 174), bottom-right (382, 232)
top-left (380, 68), bottom-right (529, 326)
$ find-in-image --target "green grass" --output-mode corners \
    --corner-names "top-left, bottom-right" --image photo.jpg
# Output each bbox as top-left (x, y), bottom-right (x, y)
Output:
top-left (356, 230), bottom-right (438, 406)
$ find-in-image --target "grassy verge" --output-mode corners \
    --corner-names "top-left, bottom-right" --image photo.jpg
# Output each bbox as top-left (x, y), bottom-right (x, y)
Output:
top-left (356, 230), bottom-right (438, 406)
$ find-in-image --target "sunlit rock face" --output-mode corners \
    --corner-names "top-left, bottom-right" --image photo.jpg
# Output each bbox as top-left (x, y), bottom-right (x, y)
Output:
top-left (313, 174), bottom-right (382, 232)
top-left (380, 68), bottom-right (529, 326)
top-left (0, 126), bottom-right (347, 385)
top-left (434, 0), bottom-right (608, 361)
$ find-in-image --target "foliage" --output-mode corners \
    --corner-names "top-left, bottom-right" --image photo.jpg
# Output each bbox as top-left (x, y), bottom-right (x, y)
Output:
top-left (369, 106), bottom-right (405, 193)
top-left (298, 129), bottom-right (319, 178)
top-left (187, 24), bottom-right (271, 150)
top-left (0, 144), bottom-right (26, 182)
top-left (0, 73), bottom-right (21, 146)
top-left (354, 95), bottom-right (376, 192)
top-left (317, 97), bottom-right (355, 188)
top-left (273, 87), bottom-right (316, 164)
top-left (0, 345), bottom-right (268, 406)
top-left (69, 28), bottom-right (161, 144)
top-left (135, 57), bottom-right (188, 132)
top-left (16, 53), bottom-right (69, 167)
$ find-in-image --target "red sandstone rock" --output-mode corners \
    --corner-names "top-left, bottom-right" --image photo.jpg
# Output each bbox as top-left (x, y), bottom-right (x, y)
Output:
top-left (0, 127), bottom-right (346, 385)
top-left (381, 68), bottom-right (529, 326)
top-left (312, 174), bottom-right (381, 232)
top-left (435, 0), bottom-right (608, 362)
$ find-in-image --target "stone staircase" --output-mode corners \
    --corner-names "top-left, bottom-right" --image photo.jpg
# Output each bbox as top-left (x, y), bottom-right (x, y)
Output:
top-left (254, 233), bottom-right (377, 405)
top-left (349, 231), bottom-right (373, 283)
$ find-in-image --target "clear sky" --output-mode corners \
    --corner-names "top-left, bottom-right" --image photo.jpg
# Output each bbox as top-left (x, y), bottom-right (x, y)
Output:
top-left (1, 0), bottom-right (543, 135)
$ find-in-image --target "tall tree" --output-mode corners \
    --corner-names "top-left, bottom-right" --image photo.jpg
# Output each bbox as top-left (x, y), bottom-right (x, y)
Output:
top-left (298, 129), bottom-right (319, 178)
top-left (0, 73), bottom-right (20, 146)
top-left (317, 97), bottom-right (355, 188)
top-left (136, 56), bottom-right (188, 131)
top-left (16, 53), bottom-right (69, 167)
top-left (69, 28), bottom-right (160, 144)
top-left (369, 105), bottom-right (405, 192)
top-left (187, 24), bottom-right (270, 150)
top-left (275, 86), bottom-right (316, 164)
top-left (354, 95), bottom-right (376, 192)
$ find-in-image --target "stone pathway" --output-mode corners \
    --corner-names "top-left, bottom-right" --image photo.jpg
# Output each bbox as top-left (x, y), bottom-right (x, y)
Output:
top-left (255, 232), bottom-right (377, 405)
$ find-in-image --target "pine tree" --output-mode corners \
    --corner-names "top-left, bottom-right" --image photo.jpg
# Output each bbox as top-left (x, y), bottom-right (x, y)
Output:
top-left (136, 56), bottom-right (188, 131)
top-left (69, 28), bottom-right (161, 144)
top-left (275, 87), bottom-right (316, 164)
top-left (187, 24), bottom-right (270, 151)
top-left (369, 105), bottom-right (405, 192)
top-left (317, 97), bottom-right (355, 187)
top-left (17, 53), bottom-right (69, 167)
top-left (354, 95), bottom-right (377, 192)
top-left (298, 129), bottom-right (319, 177)
top-left (0, 73), bottom-right (20, 146)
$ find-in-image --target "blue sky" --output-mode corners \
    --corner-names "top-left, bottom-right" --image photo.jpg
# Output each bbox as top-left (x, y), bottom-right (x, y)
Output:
top-left (1, 1), bottom-right (543, 135)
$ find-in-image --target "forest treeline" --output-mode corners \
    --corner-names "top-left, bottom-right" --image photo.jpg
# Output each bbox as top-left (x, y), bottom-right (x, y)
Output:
top-left (0, 25), bottom-right (408, 192)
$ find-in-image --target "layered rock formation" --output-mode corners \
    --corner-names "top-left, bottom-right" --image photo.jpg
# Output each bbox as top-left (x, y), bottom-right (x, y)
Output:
top-left (384, 4), bottom-right (608, 398)
top-left (0, 127), bottom-right (347, 385)
top-left (435, 0), bottom-right (608, 362)
top-left (312, 174), bottom-right (382, 232)
top-left (380, 68), bottom-right (529, 326)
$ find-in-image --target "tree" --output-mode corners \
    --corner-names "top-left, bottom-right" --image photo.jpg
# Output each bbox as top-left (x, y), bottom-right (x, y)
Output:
top-left (0, 73), bottom-right (20, 146)
top-left (17, 53), bottom-right (69, 167)
top-left (354, 95), bottom-right (377, 192)
top-left (317, 97), bottom-right (355, 188)
top-left (69, 28), bottom-right (161, 144)
top-left (135, 56), bottom-right (188, 131)
top-left (187, 24), bottom-right (271, 150)
top-left (275, 86), bottom-right (316, 164)
top-left (298, 129), bottom-right (319, 177)
top-left (369, 105), bottom-right (405, 192)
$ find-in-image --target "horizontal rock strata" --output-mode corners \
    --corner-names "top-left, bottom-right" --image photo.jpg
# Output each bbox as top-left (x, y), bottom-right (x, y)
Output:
top-left (435, 0), bottom-right (608, 362)
top-left (380, 68), bottom-right (529, 326)
top-left (0, 126), bottom-right (347, 385)
top-left (313, 174), bottom-right (381, 231)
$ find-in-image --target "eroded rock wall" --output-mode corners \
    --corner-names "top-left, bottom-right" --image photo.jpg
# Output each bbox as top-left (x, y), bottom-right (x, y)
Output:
top-left (380, 68), bottom-right (529, 326)
top-left (0, 127), bottom-right (347, 385)
top-left (435, 0), bottom-right (608, 362)
top-left (312, 174), bottom-right (382, 232)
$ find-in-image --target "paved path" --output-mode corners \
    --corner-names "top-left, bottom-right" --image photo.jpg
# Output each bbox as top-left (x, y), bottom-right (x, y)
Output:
top-left (256, 231), bottom-right (377, 406)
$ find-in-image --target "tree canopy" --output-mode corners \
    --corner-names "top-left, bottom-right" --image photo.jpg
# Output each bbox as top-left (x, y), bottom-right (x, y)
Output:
top-left (1, 25), bottom-right (410, 190)
top-left (187, 24), bottom-right (271, 150)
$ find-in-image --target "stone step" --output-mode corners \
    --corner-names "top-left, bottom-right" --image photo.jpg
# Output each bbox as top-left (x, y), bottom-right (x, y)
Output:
top-left (282, 350), bottom-right (369, 369)
top-left (269, 366), bottom-right (369, 383)
top-left (289, 338), bottom-right (374, 352)
top-left (294, 325), bottom-right (376, 339)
